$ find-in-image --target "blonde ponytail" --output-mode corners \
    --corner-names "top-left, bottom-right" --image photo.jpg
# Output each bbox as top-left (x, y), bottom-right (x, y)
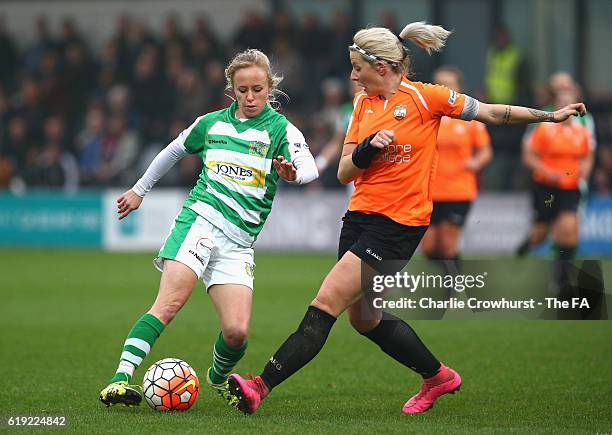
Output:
top-left (399, 21), bottom-right (452, 55)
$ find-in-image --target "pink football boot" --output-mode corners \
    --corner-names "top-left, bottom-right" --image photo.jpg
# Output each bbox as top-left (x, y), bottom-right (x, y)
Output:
top-left (228, 374), bottom-right (269, 414)
top-left (402, 364), bottom-right (462, 414)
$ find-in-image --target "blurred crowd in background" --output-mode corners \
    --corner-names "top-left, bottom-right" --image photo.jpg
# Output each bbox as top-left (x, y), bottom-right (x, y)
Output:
top-left (0, 10), bottom-right (611, 194)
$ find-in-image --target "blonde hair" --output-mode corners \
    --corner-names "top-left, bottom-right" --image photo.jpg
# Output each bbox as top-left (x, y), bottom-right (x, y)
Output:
top-left (352, 21), bottom-right (451, 73)
top-left (224, 48), bottom-right (285, 108)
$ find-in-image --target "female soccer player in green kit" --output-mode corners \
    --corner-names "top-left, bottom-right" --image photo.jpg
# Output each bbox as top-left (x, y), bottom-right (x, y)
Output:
top-left (99, 49), bottom-right (318, 407)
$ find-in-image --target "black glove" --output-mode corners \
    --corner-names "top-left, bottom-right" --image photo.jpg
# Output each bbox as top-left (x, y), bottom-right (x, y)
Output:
top-left (351, 133), bottom-right (380, 169)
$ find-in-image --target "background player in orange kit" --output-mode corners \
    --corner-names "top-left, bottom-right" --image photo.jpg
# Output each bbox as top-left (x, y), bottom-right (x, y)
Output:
top-left (420, 66), bottom-right (492, 276)
top-left (228, 21), bottom-right (587, 416)
top-left (518, 89), bottom-right (593, 290)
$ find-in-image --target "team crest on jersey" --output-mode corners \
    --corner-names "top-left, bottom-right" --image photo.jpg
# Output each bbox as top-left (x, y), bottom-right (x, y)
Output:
top-left (207, 161), bottom-right (266, 188)
top-left (394, 104), bottom-right (407, 120)
top-left (249, 141), bottom-right (269, 157)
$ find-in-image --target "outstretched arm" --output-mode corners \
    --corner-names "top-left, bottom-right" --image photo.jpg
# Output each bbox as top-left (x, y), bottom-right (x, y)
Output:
top-left (117, 140), bottom-right (189, 220)
top-left (475, 102), bottom-right (587, 125)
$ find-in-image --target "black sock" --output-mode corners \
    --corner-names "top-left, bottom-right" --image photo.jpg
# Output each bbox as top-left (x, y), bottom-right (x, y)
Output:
top-left (553, 244), bottom-right (577, 303)
top-left (441, 255), bottom-right (460, 277)
top-left (261, 306), bottom-right (336, 390)
top-left (361, 312), bottom-right (440, 378)
top-left (516, 237), bottom-right (531, 257)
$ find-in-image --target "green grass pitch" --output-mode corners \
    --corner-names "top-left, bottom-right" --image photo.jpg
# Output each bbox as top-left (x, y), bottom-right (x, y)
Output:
top-left (1, 249), bottom-right (610, 434)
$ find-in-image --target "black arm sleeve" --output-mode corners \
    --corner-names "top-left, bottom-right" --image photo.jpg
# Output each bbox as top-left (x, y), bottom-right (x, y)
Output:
top-left (351, 133), bottom-right (379, 169)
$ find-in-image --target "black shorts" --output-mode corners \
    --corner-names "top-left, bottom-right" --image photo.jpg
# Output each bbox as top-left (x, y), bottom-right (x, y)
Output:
top-left (532, 181), bottom-right (581, 223)
top-left (430, 201), bottom-right (472, 226)
top-left (338, 211), bottom-right (427, 274)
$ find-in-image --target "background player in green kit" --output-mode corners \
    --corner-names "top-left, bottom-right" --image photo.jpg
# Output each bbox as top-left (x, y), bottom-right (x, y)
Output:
top-left (98, 49), bottom-right (318, 407)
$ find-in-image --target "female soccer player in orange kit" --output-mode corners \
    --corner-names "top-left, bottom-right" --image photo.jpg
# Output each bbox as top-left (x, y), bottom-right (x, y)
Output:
top-left (228, 22), bottom-right (587, 415)
top-left (420, 66), bottom-right (492, 273)
top-left (519, 89), bottom-right (593, 283)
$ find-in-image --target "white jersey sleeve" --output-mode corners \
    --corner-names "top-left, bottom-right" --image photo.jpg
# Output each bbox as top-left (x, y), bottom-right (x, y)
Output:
top-left (132, 139), bottom-right (189, 197)
top-left (132, 116), bottom-right (205, 196)
top-left (285, 122), bottom-right (319, 185)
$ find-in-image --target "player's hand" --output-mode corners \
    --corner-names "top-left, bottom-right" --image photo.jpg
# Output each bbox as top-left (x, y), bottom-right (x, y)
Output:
top-left (117, 189), bottom-right (143, 220)
top-left (538, 165), bottom-right (561, 184)
top-left (553, 103), bottom-right (586, 122)
top-left (370, 130), bottom-right (395, 149)
top-left (273, 155), bottom-right (297, 182)
top-left (463, 158), bottom-right (479, 172)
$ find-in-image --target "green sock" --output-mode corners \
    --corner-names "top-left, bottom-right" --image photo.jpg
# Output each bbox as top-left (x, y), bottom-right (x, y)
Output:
top-left (210, 332), bottom-right (247, 384)
top-left (110, 313), bottom-right (165, 384)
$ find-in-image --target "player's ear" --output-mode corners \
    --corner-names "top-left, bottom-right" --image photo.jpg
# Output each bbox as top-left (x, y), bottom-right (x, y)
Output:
top-left (374, 61), bottom-right (386, 75)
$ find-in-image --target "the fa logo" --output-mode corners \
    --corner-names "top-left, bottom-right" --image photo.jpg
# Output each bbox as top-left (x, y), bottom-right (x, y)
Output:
top-left (394, 104), bottom-right (407, 120)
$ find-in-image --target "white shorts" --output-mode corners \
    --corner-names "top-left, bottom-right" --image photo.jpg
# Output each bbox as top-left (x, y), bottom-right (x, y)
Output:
top-left (155, 208), bottom-right (255, 290)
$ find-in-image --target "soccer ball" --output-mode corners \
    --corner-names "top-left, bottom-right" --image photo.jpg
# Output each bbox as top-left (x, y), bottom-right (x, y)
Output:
top-left (142, 358), bottom-right (199, 411)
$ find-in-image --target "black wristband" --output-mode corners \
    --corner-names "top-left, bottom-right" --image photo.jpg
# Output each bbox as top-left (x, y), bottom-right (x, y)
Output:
top-left (351, 134), bottom-right (380, 169)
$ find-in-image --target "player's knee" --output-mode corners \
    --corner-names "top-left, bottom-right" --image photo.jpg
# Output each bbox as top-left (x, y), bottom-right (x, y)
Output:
top-left (311, 294), bottom-right (340, 318)
top-left (222, 325), bottom-right (248, 348)
top-left (150, 299), bottom-right (185, 325)
top-left (348, 315), bottom-right (380, 334)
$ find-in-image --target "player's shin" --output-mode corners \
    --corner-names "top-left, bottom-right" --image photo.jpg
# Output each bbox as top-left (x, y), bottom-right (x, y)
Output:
top-left (259, 305), bottom-right (337, 392)
top-left (110, 313), bottom-right (165, 383)
top-left (210, 332), bottom-right (247, 384)
top-left (360, 311), bottom-right (441, 378)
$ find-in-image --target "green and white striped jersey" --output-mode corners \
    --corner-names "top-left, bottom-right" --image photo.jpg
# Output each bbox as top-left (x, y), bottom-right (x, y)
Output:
top-left (172, 101), bottom-right (314, 247)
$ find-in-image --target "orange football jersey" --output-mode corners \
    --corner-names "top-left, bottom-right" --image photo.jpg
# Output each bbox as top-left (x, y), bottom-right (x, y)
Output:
top-left (344, 78), bottom-right (477, 225)
top-left (431, 117), bottom-right (490, 201)
top-left (528, 122), bottom-right (590, 190)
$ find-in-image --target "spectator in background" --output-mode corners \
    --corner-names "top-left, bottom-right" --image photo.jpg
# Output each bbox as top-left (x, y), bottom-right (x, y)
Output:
top-left (192, 14), bottom-right (222, 57)
top-left (24, 16), bottom-right (55, 75)
top-left (22, 115), bottom-right (78, 191)
top-left (270, 37), bottom-right (303, 107)
top-left (270, 11), bottom-right (297, 48)
top-left (57, 18), bottom-right (88, 59)
top-left (483, 26), bottom-right (531, 190)
top-left (233, 10), bottom-right (270, 52)
top-left (202, 59), bottom-right (231, 111)
top-left (96, 40), bottom-right (121, 98)
top-left (174, 67), bottom-right (207, 122)
top-left (163, 14), bottom-right (188, 56)
top-left (485, 26), bottom-right (529, 105)
top-left (131, 48), bottom-right (168, 142)
top-left (593, 145), bottom-right (612, 193)
top-left (62, 42), bottom-right (95, 127)
top-left (97, 114), bottom-right (139, 185)
top-left (0, 16), bottom-right (18, 88)
top-left (326, 11), bottom-right (353, 78)
top-left (76, 106), bottom-right (105, 185)
top-left (297, 12), bottom-right (330, 107)
top-left (15, 76), bottom-right (47, 143)
top-left (189, 32), bottom-right (220, 72)
top-left (38, 47), bottom-right (65, 115)
top-left (106, 85), bottom-right (137, 128)
top-left (123, 20), bottom-right (157, 79)
top-left (3, 116), bottom-right (36, 181)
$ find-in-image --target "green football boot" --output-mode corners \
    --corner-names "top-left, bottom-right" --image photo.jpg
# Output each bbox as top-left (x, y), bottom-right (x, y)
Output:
top-left (206, 367), bottom-right (239, 407)
top-left (99, 381), bottom-right (142, 407)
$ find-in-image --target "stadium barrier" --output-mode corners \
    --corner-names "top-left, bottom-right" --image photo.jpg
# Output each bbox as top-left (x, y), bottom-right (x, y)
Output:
top-left (0, 190), bottom-right (611, 255)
